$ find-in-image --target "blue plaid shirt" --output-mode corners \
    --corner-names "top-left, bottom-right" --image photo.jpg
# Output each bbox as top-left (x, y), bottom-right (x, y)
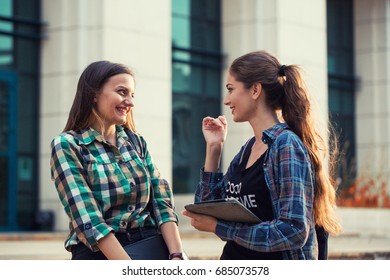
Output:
top-left (195, 123), bottom-right (317, 259)
top-left (50, 125), bottom-right (178, 252)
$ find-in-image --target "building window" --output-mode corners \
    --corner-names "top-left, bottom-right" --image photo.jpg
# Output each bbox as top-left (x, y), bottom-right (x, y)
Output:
top-left (327, 0), bottom-right (356, 187)
top-left (172, 0), bottom-right (222, 193)
top-left (0, 0), bottom-right (43, 230)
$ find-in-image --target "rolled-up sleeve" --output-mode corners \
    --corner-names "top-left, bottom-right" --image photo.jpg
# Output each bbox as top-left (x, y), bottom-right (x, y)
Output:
top-left (194, 143), bottom-right (245, 203)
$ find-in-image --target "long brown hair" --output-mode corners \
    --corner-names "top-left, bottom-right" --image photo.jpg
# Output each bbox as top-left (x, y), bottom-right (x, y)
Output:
top-left (63, 60), bottom-right (136, 133)
top-left (229, 50), bottom-right (342, 235)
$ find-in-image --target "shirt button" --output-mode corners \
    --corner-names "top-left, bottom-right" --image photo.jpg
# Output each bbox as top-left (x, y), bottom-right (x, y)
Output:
top-left (120, 221), bottom-right (127, 227)
top-left (128, 205), bottom-right (134, 211)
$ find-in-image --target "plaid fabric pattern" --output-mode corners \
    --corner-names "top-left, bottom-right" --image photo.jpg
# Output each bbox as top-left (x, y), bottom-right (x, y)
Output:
top-left (50, 125), bottom-right (177, 252)
top-left (195, 123), bottom-right (317, 260)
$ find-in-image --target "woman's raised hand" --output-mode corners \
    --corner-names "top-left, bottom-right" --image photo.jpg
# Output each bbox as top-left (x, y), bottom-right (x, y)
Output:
top-left (202, 115), bottom-right (228, 146)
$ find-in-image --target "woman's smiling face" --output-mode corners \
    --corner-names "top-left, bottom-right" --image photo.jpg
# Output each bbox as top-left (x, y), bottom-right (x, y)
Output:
top-left (94, 73), bottom-right (135, 129)
top-left (224, 73), bottom-right (257, 123)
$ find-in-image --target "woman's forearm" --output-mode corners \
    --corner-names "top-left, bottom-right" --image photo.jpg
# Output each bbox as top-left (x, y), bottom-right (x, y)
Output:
top-left (97, 232), bottom-right (131, 260)
top-left (204, 143), bottom-right (223, 172)
top-left (160, 221), bottom-right (185, 259)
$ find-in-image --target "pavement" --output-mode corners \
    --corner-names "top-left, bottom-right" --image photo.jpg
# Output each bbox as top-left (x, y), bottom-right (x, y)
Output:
top-left (1, 230), bottom-right (390, 260)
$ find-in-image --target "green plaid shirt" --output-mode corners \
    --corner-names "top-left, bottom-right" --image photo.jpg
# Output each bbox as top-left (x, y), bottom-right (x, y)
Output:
top-left (50, 125), bottom-right (178, 252)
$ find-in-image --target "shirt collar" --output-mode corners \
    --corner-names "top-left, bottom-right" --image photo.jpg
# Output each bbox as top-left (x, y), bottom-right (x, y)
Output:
top-left (73, 125), bottom-right (130, 145)
top-left (262, 123), bottom-right (289, 145)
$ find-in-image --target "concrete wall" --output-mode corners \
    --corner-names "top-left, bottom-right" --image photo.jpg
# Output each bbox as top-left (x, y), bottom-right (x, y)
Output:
top-left (337, 207), bottom-right (390, 237)
top-left (354, 0), bottom-right (390, 193)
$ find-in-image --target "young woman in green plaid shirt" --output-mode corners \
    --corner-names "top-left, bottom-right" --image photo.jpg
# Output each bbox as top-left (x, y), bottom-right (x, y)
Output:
top-left (50, 61), bottom-right (185, 260)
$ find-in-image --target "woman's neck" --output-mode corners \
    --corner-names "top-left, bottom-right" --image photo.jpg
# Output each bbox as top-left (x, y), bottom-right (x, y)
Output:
top-left (250, 111), bottom-right (280, 142)
top-left (91, 123), bottom-right (117, 146)
top-left (104, 126), bottom-right (117, 146)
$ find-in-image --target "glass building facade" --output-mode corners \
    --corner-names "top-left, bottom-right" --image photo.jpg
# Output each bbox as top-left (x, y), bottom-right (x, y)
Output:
top-left (0, 0), bottom-right (43, 230)
top-left (327, 0), bottom-right (356, 188)
top-left (172, 0), bottom-right (222, 193)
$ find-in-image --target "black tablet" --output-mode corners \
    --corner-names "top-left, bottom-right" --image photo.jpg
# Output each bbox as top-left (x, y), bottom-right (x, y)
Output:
top-left (184, 198), bottom-right (261, 223)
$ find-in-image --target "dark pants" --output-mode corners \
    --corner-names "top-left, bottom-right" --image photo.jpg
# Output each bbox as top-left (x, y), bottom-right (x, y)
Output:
top-left (71, 227), bottom-right (160, 260)
top-left (316, 225), bottom-right (329, 260)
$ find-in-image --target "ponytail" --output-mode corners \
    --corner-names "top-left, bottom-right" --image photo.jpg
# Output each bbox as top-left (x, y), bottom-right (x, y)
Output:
top-left (281, 65), bottom-right (341, 235)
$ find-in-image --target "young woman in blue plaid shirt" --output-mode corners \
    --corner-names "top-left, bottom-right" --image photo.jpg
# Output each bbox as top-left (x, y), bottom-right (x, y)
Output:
top-left (183, 51), bottom-right (342, 260)
top-left (50, 61), bottom-right (185, 260)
